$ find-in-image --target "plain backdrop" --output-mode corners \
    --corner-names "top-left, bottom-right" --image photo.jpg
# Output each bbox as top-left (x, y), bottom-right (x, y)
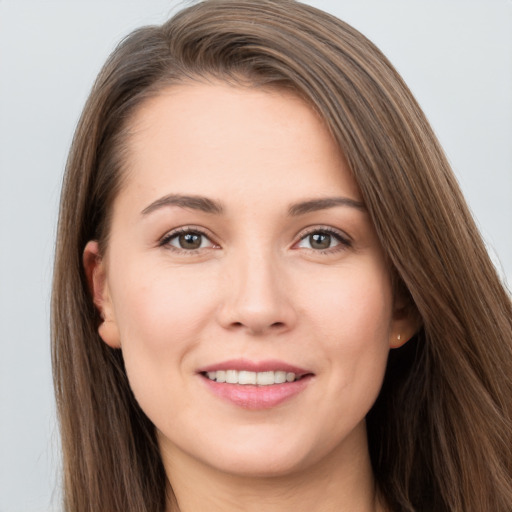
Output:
top-left (0, 1), bottom-right (511, 510)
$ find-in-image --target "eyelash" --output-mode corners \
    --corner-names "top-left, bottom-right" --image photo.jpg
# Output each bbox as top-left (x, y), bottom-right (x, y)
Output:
top-left (158, 226), bottom-right (218, 255)
top-left (158, 226), bottom-right (352, 254)
top-left (294, 226), bottom-right (352, 254)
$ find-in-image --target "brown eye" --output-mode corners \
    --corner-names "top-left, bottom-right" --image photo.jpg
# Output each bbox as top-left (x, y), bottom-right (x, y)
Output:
top-left (309, 233), bottom-right (332, 250)
top-left (178, 233), bottom-right (203, 249)
top-left (165, 230), bottom-right (213, 251)
top-left (296, 229), bottom-right (348, 252)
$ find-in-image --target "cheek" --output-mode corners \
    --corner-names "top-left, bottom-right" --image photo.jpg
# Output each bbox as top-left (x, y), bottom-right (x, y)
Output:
top-left (107, 262), bottom-right (219, 393)
top-left (302, 261), bottom-right (393, 342)
top-left (301, 261), bottom-right (393, 395)
top-left (112, 262), bottom-right (217, 342)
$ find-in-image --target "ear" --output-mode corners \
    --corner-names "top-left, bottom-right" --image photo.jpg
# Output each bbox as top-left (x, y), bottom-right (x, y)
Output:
top-left (83, 241), bottom-right (121, 349)
top-left (389, 292), bottom-right (422, 349)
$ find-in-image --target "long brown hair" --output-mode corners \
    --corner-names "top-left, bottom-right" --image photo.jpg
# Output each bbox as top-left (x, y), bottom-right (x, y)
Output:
top-left (52, 1), bottom-right (512, 510)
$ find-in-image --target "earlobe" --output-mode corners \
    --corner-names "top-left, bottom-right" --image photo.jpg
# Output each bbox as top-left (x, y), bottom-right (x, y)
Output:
top-left (97, 319), bottom-right (121, 349)
top-left (389, 301), bottom-right (422, 349)
top-left (83, 241), bottom-right (121, 349)
top-left (390, 331), bottom-right (409, 349)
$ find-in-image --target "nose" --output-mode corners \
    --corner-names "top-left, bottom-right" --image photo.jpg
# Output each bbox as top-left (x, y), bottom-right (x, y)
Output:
top-left (216, 247), bottom-right (297, 336)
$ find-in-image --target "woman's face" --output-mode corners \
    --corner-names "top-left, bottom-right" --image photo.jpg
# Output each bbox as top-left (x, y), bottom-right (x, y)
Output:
top-left (86, 83), bottom-right (414, 479)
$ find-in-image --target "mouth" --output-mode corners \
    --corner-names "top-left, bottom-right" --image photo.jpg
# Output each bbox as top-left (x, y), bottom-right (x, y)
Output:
top-left (201, 370), bottom-right (306, 385)
top-left (197, 360), bottom-right (314, 409)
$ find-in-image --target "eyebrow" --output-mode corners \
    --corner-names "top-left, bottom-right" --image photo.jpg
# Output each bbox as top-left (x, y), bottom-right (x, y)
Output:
top-left (287, 196), bottom-right (366, 216)
top-left (141, 194), bottom-right (224, 215)
top-left (141, 193), bottom-right (365, 217)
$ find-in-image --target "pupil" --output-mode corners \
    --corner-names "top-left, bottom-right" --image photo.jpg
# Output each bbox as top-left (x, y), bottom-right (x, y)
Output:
top-left (179, 233), bottom-right (201, 249)
top-left (310, 233), bottom-right (331, 249)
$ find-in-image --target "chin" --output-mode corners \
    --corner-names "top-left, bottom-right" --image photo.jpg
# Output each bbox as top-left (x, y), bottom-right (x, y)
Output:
top-left (198, 426), bottom-right (337, 479)
top-left (209, 448), bottom-right (311, 479)
top-left (159, 423), bottom-right (322, 479)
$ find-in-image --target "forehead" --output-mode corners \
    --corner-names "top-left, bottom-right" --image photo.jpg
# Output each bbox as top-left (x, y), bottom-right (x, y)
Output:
top-left (116, 82), bottom-right (361, 212)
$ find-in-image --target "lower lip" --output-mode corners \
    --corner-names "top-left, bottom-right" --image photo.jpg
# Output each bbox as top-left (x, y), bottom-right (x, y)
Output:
top-left (201, 375), bottom-right (312, 410)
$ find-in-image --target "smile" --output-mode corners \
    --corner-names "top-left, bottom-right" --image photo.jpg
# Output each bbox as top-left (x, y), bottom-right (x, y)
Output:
top-left (198, 360), bottom-right (313, 409)
top-left (204, 370), bottom-right (300, 385)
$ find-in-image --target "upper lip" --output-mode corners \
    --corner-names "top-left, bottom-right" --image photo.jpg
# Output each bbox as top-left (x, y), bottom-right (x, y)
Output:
top-left (197, 358), bottom-right (311, 377)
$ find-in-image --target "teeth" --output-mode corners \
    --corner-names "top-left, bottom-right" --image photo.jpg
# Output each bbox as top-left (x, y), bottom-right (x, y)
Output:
top-left (238, 370), bottom-right (257, 385)
top-left (205, 370), bottom-right (299, 385)
top-left (256, 371), bottom-right (274, 385)
top-left (274, 371), bottom-right (286, 384)
top-left (226, 370), bottom-right (237, 384)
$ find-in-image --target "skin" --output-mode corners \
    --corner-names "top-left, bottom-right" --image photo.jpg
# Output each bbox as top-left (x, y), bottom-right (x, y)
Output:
top-left (84, 83), bottom-right (416, 511)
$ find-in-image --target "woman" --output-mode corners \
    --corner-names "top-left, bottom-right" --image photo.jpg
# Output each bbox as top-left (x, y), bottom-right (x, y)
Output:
top-left (51, 0), bottom-right (512, 511)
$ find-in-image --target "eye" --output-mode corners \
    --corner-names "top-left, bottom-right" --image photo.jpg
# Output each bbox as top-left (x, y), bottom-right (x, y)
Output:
top-left (296, 229), bottom-right (350, 252)
top-left (161, 228), bottom-right (216, 251)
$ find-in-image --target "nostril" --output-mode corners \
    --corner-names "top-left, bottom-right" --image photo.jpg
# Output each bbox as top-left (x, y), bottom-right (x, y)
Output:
top-left (228, 320), bottom-right (286, 334)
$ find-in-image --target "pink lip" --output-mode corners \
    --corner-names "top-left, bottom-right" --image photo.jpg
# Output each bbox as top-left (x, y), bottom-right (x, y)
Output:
top-left (197, 358), bottom-right (310, 376)
top-left (197, 359), bottom-right (314, 410)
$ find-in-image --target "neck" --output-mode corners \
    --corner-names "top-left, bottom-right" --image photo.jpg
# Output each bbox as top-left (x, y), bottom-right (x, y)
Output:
top-left (163, 424), bottom-right (385, 512)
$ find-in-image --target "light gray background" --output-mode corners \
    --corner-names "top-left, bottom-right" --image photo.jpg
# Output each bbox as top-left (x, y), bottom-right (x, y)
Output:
top-left (1, 1), bottom-right (511, 511)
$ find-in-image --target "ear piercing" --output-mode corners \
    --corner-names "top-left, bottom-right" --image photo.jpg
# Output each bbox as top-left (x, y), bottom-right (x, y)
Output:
top-left (397, 334), bottom-right (401, 341)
